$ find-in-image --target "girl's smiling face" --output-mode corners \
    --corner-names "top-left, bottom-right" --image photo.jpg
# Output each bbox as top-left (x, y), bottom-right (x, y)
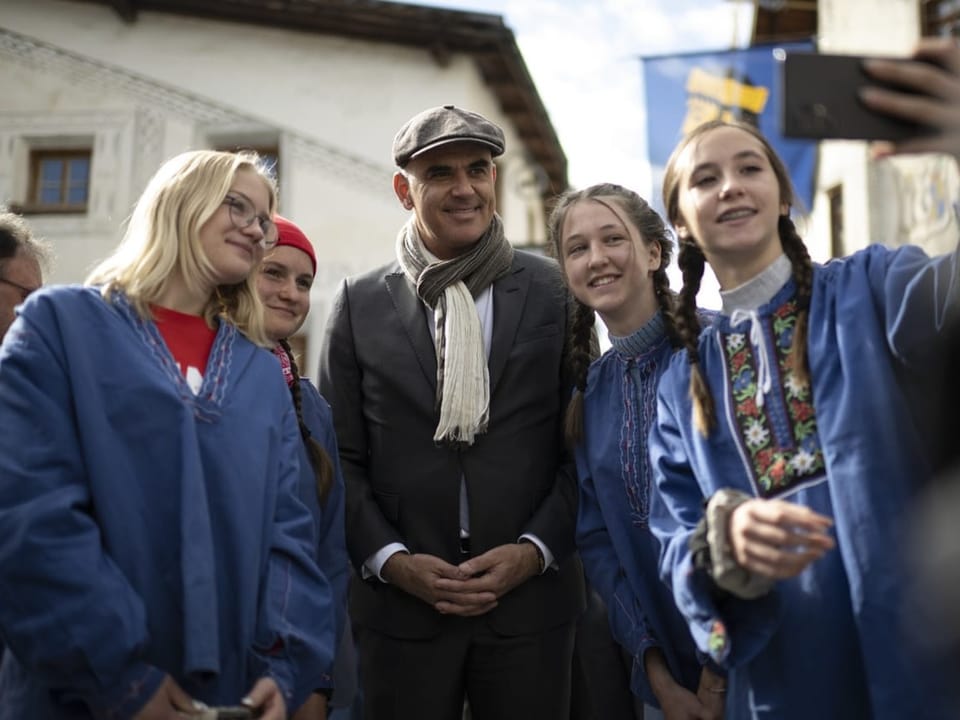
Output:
top-left (672, 125), bottom-right (790, 288)
top-left (560, 198), bottom-right (661, 336)
top-left (257, 245), bottom-right (314, 343)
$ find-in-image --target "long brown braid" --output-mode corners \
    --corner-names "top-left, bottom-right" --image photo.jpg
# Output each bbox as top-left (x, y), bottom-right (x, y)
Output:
top-left (547, 182), bottom-right (680, 447)
top-left (279, 338), bottom-right (334, 504)
top-left (661, 119), bottom-right (810, 436)
top-left (779, 215), bottom-right (814, 387)
top-left (674, 237), bottom-right (714, 435)
top-left (562, 299), bottom-right (599, 447)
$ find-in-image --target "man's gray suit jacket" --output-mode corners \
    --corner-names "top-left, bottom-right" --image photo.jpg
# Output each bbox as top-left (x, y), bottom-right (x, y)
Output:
top-left (318, 249), bottom-right (585, 639)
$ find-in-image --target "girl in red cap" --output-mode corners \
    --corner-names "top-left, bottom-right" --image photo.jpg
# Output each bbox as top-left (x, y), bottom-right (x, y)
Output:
top-left (258, 215), bottom-right (353, 720)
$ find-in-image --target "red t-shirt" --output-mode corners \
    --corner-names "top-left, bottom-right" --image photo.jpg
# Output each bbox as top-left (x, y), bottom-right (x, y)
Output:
top-left (152, 305), bottom-right (217, 394)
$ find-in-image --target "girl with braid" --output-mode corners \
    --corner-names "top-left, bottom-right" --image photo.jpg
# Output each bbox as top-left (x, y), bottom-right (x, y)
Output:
top-left (648, 38), bottom-right (960, 720)
top-left (550, 183), bottom-right (724, 720)
top-left (0, 151), bottom-right (334, 719)
top-left (256, 216), bottom-right (352, 720)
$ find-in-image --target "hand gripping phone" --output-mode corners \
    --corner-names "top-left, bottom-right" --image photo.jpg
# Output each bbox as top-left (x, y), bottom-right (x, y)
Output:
top-left (778, 50), bottom-right (935, 140)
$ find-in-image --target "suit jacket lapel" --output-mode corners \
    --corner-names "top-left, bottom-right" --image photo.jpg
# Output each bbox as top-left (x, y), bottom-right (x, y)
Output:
top-left (385, 270), bottom-right (437, 392)
top-left (488, 262), bottom-right (529, 394)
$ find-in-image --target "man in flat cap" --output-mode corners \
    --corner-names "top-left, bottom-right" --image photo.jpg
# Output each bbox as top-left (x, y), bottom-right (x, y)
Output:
top-left (319, 105), bottom-right (584, 720)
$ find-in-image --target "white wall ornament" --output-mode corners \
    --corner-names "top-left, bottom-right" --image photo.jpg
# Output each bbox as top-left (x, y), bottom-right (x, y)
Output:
top-left (894, 156), bottom-right (960, 256)
top-left (1, 26), bottom-right (394, 194)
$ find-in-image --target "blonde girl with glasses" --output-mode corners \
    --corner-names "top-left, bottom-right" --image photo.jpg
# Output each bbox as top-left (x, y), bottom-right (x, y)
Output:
top-left (0, 150), bottom-right (333, 720)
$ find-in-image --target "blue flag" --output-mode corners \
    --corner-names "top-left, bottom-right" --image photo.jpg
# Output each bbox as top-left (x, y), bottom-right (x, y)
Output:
top-left (642, 42), bottom-right (816, 214)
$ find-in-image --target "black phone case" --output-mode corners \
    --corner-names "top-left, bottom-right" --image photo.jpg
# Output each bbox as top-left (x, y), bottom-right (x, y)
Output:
top-left (213, 709), bottom-right (253, 720)
top-left (779, 52), bottom-right (928, 141)
top-left (178, 708), bottom-right (253, 720)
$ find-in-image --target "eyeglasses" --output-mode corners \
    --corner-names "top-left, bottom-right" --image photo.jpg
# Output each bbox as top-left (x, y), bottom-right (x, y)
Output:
top-left (223, 194), bottom-right (278, 249)
top-left (0, 276), bottom-right (40, 303)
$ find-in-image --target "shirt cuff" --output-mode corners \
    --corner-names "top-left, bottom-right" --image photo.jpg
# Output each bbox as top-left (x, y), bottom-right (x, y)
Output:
top-left (362, 543), bottom-right (409, 582)
top-left (518, 533), bottom-right (554, 574)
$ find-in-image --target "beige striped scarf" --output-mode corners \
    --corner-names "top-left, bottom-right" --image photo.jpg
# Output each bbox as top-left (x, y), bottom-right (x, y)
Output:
top-left (396, 214), bottom-right (514, 445)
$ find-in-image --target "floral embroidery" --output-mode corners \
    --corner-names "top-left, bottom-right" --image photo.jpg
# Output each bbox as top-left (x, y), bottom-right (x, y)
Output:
top-left (721, 300), bottom-right (826, 497)
top-left (708, 619), bottom-right (729, 660)
top-left (743, 418), bottom-right (769, 448)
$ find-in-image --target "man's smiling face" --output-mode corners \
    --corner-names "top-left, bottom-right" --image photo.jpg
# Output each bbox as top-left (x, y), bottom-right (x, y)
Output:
top-left (394, 141), bottom-right (497, 260)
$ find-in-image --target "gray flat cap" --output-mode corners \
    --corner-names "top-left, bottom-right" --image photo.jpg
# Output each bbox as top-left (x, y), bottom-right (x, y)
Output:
top-left (392, 105), bottom-right (505, 167)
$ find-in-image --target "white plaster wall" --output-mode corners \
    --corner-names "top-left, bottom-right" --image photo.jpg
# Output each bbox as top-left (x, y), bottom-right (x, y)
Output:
top-left (818, 0), bottom-right (919, 54)
top-left (811, 0), bottom-right (919, 256)
top-left (812, 0), bottom-right (957, 259)
top-left (0, 60), bottom-right (139, 280)
top-left (0, 0), bottom-right (556, 374)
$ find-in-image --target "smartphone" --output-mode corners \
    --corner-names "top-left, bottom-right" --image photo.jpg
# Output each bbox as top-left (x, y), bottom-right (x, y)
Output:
top-left (179, 708), bottom-right (254, 720)
top-left (778, 51), bottom-right (934, 141)
top-left (212, 709), bottom-right (254, 720)
top-left (179, 705), bottom-right (258, 720)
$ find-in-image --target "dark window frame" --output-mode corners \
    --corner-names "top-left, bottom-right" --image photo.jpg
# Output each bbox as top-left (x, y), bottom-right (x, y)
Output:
top-left (217, 144), bottom-right (280, 183)
top-left (22, 148), bottom-right (92, 214)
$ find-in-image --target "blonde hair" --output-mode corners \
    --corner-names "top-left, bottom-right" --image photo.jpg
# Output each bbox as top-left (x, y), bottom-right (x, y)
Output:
top-left (87, 149), bottom-right (277, 346)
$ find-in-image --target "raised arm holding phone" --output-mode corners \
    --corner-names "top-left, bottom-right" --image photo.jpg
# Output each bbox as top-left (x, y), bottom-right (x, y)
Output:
top-left (648, 37), bottom-right (960, 720)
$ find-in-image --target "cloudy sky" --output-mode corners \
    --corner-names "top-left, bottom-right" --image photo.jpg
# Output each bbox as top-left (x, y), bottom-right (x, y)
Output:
top-left (398, 0), bottom-right (755, 195)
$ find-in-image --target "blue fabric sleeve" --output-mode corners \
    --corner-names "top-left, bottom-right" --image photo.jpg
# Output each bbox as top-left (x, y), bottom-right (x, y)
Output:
top-left (250, 402), bottom-right (336, 711)
top-left (861, 243), bottom-right (960, 367)
top-left (647, 369), bottom-right (781, 669)
top-left (574, 452), bottom-right (656, 661)
top-left (300, 382), bottom-right (350, 662)
top-left (0, 308), bottom-right (165, 716)
top-left (314, 394), bottom-right (354, 701)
